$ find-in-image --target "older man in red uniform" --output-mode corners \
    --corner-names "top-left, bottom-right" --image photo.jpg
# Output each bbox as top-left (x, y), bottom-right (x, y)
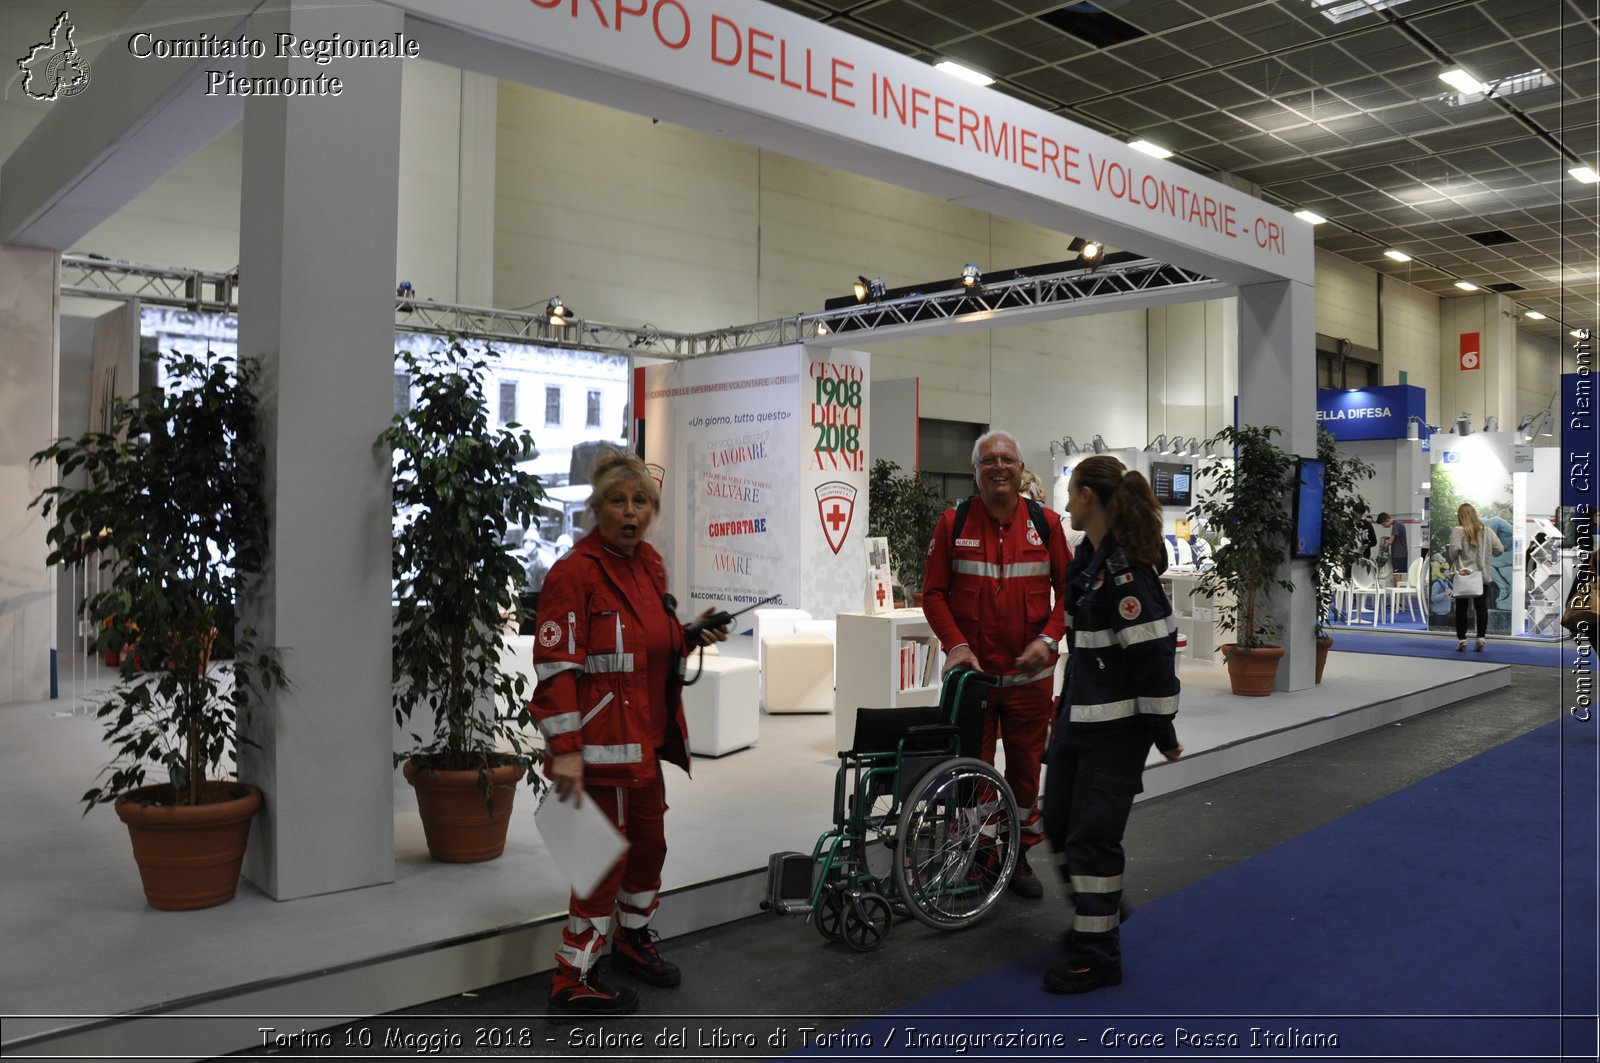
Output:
top-left (921, 430), bottom-right (1071, 897)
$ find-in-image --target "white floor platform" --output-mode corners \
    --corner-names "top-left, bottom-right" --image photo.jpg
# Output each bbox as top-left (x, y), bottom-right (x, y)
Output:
top-left (1, 645), bottom-right (1507, 1059)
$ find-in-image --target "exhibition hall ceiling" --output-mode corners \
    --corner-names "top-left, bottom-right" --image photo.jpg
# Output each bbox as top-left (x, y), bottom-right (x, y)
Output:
top-left (771, 0), bottom-right (1599, 344)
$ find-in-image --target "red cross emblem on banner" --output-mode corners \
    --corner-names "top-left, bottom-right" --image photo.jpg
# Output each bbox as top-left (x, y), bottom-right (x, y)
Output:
top-left (814, 480), bottom-right (858, 555)
top-left (644, 463), bottom-right (665, 490)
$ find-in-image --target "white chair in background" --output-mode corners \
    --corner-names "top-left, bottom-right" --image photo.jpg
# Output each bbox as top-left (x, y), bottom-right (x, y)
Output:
top-left (753, 607), bottom-right (811, 708)
top-left (1384, 556), bottom-right (1427, 623)
top-left (1345, 559), bottom-right (1383, 625)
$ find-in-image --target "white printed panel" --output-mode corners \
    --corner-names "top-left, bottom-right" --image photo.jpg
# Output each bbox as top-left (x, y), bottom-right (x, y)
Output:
top-left (799, 348), bottom-right (871, 620)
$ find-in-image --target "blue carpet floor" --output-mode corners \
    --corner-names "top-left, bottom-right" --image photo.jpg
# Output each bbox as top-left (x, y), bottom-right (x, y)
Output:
top-left (1329, 629), bottom-right (1572, 668)
top-left (801, 719), bottom-right (1598, 1061)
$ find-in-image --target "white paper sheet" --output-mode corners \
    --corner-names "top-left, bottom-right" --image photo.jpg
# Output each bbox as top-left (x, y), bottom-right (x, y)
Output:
top-left (533, 790), bottom-right (630, 899)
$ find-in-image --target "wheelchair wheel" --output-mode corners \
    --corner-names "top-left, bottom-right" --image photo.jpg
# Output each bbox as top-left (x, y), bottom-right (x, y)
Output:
top-left (890, 756), bottom-right (1018, 931)
top-left (814, 884), bottom-right (847, 943)
top-left (842, 891), bottom-right (892, 951)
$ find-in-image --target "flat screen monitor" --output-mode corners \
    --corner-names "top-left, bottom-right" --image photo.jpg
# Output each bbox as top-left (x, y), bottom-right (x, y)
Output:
top-left (1148, 461), bottom-right (1193, 508)
top-left (1294, 458), bottom-right (1326, 559)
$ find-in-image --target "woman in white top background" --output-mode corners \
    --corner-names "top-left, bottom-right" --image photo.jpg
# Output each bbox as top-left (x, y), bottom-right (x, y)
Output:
top-left (1448, 502), bottom-right (1505, 652)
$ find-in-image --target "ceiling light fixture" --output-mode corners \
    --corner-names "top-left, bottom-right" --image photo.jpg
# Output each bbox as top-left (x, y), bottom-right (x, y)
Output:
top-left (1536, 410), bottom-right (1555, 437)
top-left (1145, 434), bottom-right (1171, 454)
top-left (1067, 237), bottom-right (1103, 262)
top-left (547, 296), bottom-right (575, 326)
top-left (1384, 249), bottom-right (1412, 262)
top-left (1405, 416), bottom-right (1430, 441)
top-left (1089, 434), bottom-right (1109, 454)
top-left (1453, 411), bottom-right (1473, 436)
top-left (960, 263), bottom-right (982, 288)
top-left (934, 59), bottom-right (994, 87)
top-left (1439, 68), bottom-right (1487, 95)
top-left (1129, 139), bottom-right (1173, 159)
top-left (1455, 281), bottom-right (1479, 291)
top-left (1525, 310), bottom-right (1546, 320)
top-left (852, 275), bottom-right (887, 302)
top-left (1571, 166), bottom-right (1600, 185)
top-left (1483, 415), bottom-right (1500, 433)
top-left (1293, 210), bottom-right (1327, 224)
top-left (1573, 329), bottom-right (1588, 339)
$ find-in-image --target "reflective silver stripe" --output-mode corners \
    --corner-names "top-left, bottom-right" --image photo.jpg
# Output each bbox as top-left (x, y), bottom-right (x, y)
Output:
top-left (1021, 818), bottom-right (1044, 837)
top-left (580, 692), bottom-right (615, 727)
top-left (1138, 694), bottom-right (1179, 716)
top-left (1004, 561), bottom-right (1051, 578)
top-left (535, 660), bottom-right (581, 682)
top-left (618, 910), bottom-right (653, 929)
top-left (1072, 698), bottom-right (1139, 722)
top-left (537, 711), bottom-right (582, 739)
top-left (567, 914), bottom-right (612, 936)
top-left (1001, 667), bottom-right (1055, 687)
top-left (1070, 873), bottom-right (1123, 893)
top-left (1073, 911), bottom-right (1120, 933)
top-left (1117, 616), bottom-right (1177, 647)
top-left (614, 612), bottom-right (624, 652)
top-left (1074, 628), bottom-right (1118, 649)
top-left (584, 653), bottom-right (635, 674)
top-left (618, 887), bottom-right (658, 910)
top-left (566, 611), bottom-right (576, 655)
top-left (583, 743), bottom-right (643, 765)
top-left (953, 559), bottom-right (1001, 578)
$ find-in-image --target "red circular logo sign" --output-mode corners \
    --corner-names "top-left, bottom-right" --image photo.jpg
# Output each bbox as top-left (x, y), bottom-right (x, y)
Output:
top-left (538, 620), bottom-right (562, 648)
top-left (1118, 596), bottom-right (1142, 621)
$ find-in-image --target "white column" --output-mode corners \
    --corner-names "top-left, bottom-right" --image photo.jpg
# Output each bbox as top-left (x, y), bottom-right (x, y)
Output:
top-left (1237, 280), bottom-right (1316, 691)
top-left (456, 71), bottom-right (498, 306)
top-left (235, 0), bottom-right (403, 899)
top-left (0, 245), bottom-right (59, 704)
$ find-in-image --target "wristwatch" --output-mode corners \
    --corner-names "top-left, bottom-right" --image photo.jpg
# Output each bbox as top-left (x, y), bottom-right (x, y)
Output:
top-left (1037, 634), bottom-right (1059, 653)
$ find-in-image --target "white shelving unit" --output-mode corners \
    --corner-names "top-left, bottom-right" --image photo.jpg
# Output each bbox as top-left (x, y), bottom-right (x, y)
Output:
top-left (833, 609), bottom-right (944, 752)
top-left (1162, 571), bottom-right (1225, 662)
top-left (1524, 544), bottom-right (1569, 637)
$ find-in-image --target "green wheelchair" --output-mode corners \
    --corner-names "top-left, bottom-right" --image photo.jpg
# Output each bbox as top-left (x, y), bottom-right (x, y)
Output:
top-left (762, 669), bottom-right (1020, 950)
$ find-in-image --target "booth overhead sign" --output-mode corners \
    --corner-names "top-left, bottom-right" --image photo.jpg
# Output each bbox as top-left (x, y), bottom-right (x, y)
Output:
top-left (1315, 384), bottom-right (1425, 442)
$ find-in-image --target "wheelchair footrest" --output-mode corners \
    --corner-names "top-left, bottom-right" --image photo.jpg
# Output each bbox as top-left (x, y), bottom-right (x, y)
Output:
top-left (761, 851), bottom-right (814, 916)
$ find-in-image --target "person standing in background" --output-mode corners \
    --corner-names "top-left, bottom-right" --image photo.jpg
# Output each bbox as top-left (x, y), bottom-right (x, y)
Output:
top-left (1448, 502), bottom-right (1505, 653)
top-left (1377, 513), bottom-right (1407, 585)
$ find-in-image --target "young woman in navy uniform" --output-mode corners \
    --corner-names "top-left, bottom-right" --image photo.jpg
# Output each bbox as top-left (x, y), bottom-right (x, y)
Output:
top-left (1042, 454), bottom-right (1183, 994)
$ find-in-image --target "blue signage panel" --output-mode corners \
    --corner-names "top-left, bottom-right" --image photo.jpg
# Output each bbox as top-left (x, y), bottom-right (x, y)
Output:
top-left (1560, 370), bottom-right (1599, 510)
top-left (1315, 384), bottom-right (1425, 441)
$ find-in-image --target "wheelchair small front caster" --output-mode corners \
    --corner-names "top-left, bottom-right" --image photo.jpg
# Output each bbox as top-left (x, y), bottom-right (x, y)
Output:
top-left (814, 884), bottom-right (848, 943)
top-left (843, 891), bottom-right (892, 951)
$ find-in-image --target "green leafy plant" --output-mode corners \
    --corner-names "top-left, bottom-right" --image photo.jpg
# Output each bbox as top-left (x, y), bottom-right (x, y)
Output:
top-left (867, 459), bottom-right (949, 595)
top-left (30, 350), bottom-right (284, 812)
top-left (1313, 427), bottom-right (1376, 636)
top-left (382, 341), bottom-right (547, 796)
top-left (1188, 424), bottom-right (1298, 649)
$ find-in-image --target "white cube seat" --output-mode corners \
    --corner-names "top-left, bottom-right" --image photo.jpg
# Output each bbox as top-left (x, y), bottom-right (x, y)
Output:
top-left (680, 656), bottom-right (760, 756)
top-left (753, 607), bottom-right (812, 697)
top-left (762, 633), bottom-right (835, 714)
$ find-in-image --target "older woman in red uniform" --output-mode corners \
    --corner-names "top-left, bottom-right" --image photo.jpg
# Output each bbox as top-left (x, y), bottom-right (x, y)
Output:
top-left (531, 451), bottom-right (726, 1017)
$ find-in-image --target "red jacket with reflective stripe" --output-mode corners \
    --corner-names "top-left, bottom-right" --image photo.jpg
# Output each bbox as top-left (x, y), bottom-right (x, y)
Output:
top-left (529, 532), bottom-right (691, 786)
top-left (921, 498), bottom-right (1071, 678)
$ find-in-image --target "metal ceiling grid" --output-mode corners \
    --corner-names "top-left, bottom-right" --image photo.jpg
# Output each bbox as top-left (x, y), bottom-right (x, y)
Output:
top-left (767, 0), bottom-right (1599, 342)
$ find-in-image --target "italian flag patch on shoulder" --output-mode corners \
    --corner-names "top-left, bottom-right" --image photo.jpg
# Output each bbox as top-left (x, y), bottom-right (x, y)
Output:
top-left (1114, 572), bottom-right (1134, 585)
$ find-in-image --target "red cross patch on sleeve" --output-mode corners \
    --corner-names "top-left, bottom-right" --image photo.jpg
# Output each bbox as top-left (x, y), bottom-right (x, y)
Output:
top-left (1118, 596), bottom-right (1142, 621)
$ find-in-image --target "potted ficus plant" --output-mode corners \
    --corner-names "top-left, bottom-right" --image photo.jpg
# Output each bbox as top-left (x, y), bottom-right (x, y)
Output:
top-left (867, 458), bottom-right (949, 605)
top-left (1188, 424), bottom-right (1298, 696)
top-left (1311, 427), bottom-right (1376, 681)
top-left (382, 340), bottom-right (547, 863)
top-left (30, 349), bottom-right (283, 909)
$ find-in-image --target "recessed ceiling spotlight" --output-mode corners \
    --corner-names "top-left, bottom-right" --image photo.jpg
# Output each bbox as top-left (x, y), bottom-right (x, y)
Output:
top-left (1571, 166), bottom-right (1600, 185)
top-left (1384, 249), bottom-right (1412, 262)
top-left (1439, 68), bottom-right (1486, 95)
top-left (1129, 139), bottom-right (1174, 159)
top-left (1573, 329), bottom-right (1589, 339)
top-left (1294, 210), bottom-right (1327, 224)
top-left (934, 59), bottom-right (994, 86)
top-left (1455, 281), bottom-right (1479, 291)
top-left (1525, 310), bottom-right (1546, 320)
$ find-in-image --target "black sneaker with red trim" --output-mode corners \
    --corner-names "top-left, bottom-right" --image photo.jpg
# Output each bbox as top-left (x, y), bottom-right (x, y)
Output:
top-left (1042, 961), bottom-right (1123, 994)
top-left (548, 966), bottom-right (639, 1016)
top-left (613, 927), bottom-right (682, 987)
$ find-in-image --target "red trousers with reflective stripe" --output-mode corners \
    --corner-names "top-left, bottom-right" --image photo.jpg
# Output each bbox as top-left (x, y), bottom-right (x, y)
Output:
top-left (980, 679), bottom-right (1051, 849)
top-left (556, 772), bottom-right (668, 975)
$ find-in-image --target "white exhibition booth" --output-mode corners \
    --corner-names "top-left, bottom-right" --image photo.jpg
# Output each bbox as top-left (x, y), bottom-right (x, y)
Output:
top-left (0, 0), bottom-right (1459, 1054)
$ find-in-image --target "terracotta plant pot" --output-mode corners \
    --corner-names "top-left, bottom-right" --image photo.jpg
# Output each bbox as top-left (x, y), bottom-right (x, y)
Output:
top-left (1315, 636), bottom-right (1334, 683)
top-left (115, 781), bottom-right (262, 910)
top-left (1221, 644), bottom-right (1285, 696)
top-left (404, 760), bottom-right (525, 863)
